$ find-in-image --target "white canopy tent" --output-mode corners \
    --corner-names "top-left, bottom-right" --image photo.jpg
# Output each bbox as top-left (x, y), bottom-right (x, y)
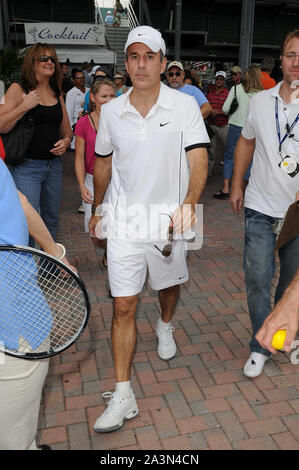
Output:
top-left (53, 45), bottom-right (116, 64)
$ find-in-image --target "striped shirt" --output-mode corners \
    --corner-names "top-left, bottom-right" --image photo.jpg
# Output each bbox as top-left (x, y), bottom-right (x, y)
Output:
top-left (207, 88), bottom-right (229, 127)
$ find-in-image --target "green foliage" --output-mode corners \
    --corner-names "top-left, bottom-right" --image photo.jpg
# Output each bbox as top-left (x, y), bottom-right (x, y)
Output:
top-left (0, 47), bottom-right (24, 89)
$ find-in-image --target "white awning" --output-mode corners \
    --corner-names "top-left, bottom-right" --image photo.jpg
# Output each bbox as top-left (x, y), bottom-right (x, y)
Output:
top-left (53, 45), bottom-right (116, 64)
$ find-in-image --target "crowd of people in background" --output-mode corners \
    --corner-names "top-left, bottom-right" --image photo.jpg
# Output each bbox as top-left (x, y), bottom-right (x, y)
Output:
top-left (104, 1), bottom-right (128, 27)
top-left (56, 52), bottom-right (280, 220)
top-left (0, 25), bottom-right (298, 449)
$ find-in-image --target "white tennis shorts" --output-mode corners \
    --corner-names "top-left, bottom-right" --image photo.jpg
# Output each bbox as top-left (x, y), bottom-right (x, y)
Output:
top-left (107, 239), bottom-right (189, 297)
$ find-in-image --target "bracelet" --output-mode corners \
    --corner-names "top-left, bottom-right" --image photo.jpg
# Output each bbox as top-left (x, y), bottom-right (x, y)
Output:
top-left (55, 243), bottom-right (66, 259)
top-left (91, 204), bottom-right (103, 216)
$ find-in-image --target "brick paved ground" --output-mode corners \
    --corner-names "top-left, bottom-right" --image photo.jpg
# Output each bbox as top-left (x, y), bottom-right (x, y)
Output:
top-left (36, 153), bottom-right (299, 450)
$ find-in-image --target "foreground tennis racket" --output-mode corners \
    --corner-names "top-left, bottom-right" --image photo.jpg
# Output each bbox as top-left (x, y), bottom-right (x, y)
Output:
top-left (0, 245), bottom-right (90, 360)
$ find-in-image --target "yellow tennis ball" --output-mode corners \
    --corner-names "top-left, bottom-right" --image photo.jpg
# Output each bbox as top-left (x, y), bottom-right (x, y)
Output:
top-left (271, 329), bottom-right (286, 350)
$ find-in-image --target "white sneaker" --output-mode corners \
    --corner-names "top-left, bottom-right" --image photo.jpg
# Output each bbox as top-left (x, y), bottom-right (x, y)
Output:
top-left (77, 204), bottom-right (85, 214)
top-left (156, 318), bottom-right (177, 360)
top-left (93, 390), bottom-right (139, 433)
top-left (243, 352), bottom-right (270, 378)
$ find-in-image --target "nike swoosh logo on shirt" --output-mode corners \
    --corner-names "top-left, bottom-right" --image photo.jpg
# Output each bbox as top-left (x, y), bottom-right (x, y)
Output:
top-left (160, 122), bottom-right (171, 127)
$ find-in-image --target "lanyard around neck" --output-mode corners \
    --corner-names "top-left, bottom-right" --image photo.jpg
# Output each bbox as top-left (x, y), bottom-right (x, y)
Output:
top-left (275, 97), bottom-right (299, 153)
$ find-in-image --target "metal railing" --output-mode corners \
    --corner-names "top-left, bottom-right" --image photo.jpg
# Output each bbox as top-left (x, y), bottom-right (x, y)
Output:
top-left (95, 1), bottom-right (104, 25)
top-left (127, 1), bottom-right (139, 30)
top-left (94, 0), bottom-right (138, 53)
top-left (95, 1), bottom-right (138, 30)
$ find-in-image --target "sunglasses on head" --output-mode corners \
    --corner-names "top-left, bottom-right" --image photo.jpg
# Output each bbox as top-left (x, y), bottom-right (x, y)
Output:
top-left (37, 55), bottom-right (55, 63)
top-left (168, 71), bottom-right (182, 77)
top-left (75, 75), bottom-right (85, 79)
top-left (94, 75), bottom-right (107, 82)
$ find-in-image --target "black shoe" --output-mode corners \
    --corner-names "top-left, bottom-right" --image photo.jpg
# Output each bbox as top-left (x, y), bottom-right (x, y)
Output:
top-left (213, 190), bottom-right (229, 199)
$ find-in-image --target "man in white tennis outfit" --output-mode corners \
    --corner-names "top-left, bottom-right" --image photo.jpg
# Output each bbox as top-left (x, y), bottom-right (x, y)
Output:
top-left (89, 25), bottom-right (209, 433)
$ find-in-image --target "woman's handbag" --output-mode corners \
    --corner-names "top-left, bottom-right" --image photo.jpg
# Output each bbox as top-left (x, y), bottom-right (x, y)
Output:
top-left (275, 201), bottom-right (299, 251)
top-left (204, 120), bottom-right (215, 139)
top-left (228, 85), bottom-right (239, 115)
top-left (0, 82), bottom-right (35, 167)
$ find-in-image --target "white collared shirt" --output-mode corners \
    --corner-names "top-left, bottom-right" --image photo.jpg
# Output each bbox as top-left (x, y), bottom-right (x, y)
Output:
top-left (65, 86), bottom-right (89, 126)
top-left (242, 82), bottom-right (299, 218)
top-left (66, 86), bottom-right (89, 149)
top-left (95, 82), bottom-right (209, 241)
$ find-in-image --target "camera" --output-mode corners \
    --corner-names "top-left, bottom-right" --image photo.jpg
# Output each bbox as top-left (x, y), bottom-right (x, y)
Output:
top-left (279, 156), bottom-right (299, 178)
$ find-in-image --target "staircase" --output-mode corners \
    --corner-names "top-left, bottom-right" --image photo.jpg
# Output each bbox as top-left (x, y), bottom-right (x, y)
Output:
top-left (105, 25), bottom-right (130, 72)
top-left (102, 1), bottom-right (139, 72)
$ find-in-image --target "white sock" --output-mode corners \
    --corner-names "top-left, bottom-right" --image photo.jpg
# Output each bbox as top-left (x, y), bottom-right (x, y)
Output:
top-left (159, 318), bottom-right (171, 326)
top-left (115, 380), bottom-right (131, 397)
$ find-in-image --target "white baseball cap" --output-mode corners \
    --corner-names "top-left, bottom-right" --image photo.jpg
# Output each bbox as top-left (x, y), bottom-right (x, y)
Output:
top-left (215, 71), bottom-right (226, 79)
top-left (89, 65), bottom-right (101, 76)
top-left (124, 26), bottom-right (166, 55)
top-left (167, 61), bottom-right (184, 71)
top-left (89, 65), bottom-right (110, 77)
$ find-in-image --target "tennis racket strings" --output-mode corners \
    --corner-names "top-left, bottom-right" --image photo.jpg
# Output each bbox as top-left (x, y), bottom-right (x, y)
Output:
top-left (0, 247), bottom-right (90, 359)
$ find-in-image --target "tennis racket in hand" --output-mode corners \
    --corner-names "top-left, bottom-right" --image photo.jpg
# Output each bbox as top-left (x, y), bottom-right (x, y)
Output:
top-left (0, 245), bottom-right (90, 360)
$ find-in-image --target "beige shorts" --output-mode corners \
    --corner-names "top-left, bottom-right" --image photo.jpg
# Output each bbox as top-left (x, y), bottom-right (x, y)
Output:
top-left (107, 239), bottom-right (188, 297)
top-left (0, 352), bottom-right (49, 450)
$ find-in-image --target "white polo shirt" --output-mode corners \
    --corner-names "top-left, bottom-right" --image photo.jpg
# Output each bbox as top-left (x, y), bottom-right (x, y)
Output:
top-left (243, 82), bottom-right (299, 218)
top-left (95, 82), bottom-right (209, 241)
top-left (65, 86), bottom-right (89, 149)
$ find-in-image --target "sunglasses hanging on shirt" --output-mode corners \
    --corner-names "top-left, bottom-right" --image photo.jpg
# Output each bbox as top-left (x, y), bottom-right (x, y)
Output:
top-left (154, 214), bottom-right (174, 257)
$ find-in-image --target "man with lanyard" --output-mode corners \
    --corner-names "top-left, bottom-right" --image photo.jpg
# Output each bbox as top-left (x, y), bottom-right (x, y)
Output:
top-left (228, 65), bottom-right (242, 90)
top-left (89, 25), bottom-right (209, 432)
top-left (230, 29), bottom-right (299, 378)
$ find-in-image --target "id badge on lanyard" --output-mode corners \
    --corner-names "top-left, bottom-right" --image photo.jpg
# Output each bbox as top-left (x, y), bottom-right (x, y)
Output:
top-left (275, 97), bottom-right (299, 177)
top-left (275, 97), bottom-right (299, 178)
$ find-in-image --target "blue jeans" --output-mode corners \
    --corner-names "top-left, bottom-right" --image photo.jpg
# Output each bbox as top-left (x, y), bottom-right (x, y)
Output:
top-left (244, 208), bottom-right (299, 355)
top-left (223, 124), bottom-right (251, 181)
top-left (10, 158), bottom-right (63, 246)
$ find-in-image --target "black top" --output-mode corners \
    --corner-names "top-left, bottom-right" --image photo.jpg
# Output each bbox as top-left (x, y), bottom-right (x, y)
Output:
top-left (27, 101), bottom-right (63, 160)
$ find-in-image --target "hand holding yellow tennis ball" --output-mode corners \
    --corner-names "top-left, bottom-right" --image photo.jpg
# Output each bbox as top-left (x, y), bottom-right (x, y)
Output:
top-left (271, 329), bottom-right (286, 350)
